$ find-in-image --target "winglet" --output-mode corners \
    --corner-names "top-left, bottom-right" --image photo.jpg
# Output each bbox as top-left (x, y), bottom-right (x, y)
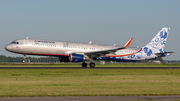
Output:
top-left (89, 41), bottom-right (93, 44)
top-left (124, 38), bottom-right (133, 47)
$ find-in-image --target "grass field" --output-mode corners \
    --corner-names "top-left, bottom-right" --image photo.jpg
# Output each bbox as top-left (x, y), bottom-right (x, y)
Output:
top-left (0, 63), bottom-right (180, 67)
top-left (0, 69), bottom-right (180, 97)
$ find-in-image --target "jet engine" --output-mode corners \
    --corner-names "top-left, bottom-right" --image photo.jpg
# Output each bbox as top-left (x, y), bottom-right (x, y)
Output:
top-left (69, 53), bottom-right (89, 62)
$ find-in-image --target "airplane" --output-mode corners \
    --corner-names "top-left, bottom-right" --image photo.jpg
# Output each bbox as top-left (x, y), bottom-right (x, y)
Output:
top-left (5, 27), bottom-right (173, 68)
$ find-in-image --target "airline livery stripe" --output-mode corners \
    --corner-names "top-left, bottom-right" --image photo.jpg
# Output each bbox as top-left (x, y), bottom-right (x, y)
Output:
top-left (107, 48), bottom-right (142, 57)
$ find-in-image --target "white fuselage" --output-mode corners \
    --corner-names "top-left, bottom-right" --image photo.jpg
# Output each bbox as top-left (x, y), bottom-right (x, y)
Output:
top-left (5, 39), bottom-right (140, 57)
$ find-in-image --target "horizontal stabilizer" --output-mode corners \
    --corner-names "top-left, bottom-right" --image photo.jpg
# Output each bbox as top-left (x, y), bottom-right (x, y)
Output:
top-left (155, 52), bottom-right (174, 55)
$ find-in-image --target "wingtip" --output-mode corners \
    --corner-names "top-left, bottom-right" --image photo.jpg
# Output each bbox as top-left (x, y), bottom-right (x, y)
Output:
top-left (125, 38), bottom-right (133, 47)
top-left (89, 41), bottom-right (93, 44)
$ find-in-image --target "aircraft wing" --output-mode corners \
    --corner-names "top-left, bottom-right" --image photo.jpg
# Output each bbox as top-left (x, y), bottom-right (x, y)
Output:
top-left (84, 38), bottom-right (133, 57)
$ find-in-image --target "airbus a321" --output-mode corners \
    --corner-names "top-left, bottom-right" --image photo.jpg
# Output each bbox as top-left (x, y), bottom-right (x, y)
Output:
top-left (5, 27), bottom-right (173, 68)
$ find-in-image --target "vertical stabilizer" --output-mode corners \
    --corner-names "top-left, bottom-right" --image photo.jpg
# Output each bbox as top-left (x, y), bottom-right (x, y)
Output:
top-left (142, 27), bottom-right (170, 56)
top-left (132, 27), bottom-right (170, 60)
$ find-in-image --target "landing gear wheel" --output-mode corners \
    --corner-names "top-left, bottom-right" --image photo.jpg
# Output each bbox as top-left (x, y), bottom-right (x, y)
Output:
top-left (89, 62), bottom-right (95, 68)
top-left (82, 63), bottom-right (87, 68)
top-left (22, 60), bottom-right (25, 63)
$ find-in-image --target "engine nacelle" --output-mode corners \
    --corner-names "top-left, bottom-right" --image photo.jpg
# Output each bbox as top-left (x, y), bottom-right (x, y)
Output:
top-left (69, 53), bottom-right (84, 62)
top-left (59, 57), bottom-right (69, 62)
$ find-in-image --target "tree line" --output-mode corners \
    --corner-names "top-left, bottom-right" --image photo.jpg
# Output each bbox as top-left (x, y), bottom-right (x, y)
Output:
top-left (0, 55), bottom-right (59, 63)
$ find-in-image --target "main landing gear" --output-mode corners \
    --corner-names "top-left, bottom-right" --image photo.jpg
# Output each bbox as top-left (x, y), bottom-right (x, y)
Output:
top-left (89, 62), bottom-right (95, 68)
top-left (81, 62), bottom-right (87, 68)
top-left (81, 62), bottom-right (96, 68)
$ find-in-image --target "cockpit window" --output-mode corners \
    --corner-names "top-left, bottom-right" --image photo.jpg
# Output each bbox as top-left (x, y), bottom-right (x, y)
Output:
top-left (11, 41), bottom-right (19, 44)
top-left (11, 42), bottom-right (15, 44)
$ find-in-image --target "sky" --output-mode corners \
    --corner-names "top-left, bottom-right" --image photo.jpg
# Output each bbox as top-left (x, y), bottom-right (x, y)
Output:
top-left (0, 0), bottom-right (180, 60)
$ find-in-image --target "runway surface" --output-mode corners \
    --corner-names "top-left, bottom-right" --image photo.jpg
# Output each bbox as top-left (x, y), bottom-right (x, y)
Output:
top-left (1, 96), bottom-right (180, 101)
top-left (0, 67), bottom-right (180, 69)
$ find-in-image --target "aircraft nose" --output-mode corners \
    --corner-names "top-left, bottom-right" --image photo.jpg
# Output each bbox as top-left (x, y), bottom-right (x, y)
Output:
top-left (5, 45), bottom-right (11, 51)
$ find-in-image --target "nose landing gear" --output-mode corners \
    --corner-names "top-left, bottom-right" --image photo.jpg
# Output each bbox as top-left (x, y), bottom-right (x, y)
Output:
top-left (22, 54), bottom-right (26, 63)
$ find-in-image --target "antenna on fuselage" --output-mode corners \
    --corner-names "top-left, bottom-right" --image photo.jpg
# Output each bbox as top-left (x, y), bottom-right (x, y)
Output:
top-left (114, 44), bottom-right (116, 46)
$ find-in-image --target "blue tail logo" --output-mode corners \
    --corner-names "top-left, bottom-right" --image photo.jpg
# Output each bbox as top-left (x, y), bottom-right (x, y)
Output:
top-left (159, 31), bottom-right (167, 39)
top-left (144, 47), bottom-right (152, 56)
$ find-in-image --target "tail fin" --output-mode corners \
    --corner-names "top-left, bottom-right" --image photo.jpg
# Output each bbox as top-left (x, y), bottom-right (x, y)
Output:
top-left (142, 27), bottom-right (170, 56)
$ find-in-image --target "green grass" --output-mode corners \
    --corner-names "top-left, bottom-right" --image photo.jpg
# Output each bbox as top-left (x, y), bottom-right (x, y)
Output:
top-left (0, 63), bottom-right (180, 67)
top-left (0, 69), bottom-right (180, 97)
